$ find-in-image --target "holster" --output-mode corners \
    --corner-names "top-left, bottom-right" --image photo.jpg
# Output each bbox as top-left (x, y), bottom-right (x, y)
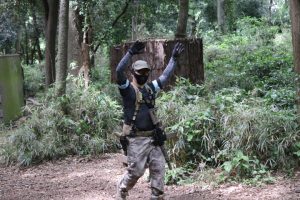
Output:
top-left (119, 136), bottom-right (128, 156)
top-left (152, 126), bottom-right (167, 146)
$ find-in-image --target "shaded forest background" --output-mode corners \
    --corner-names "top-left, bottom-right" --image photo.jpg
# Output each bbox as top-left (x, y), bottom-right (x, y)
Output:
top-left (0, 0), bottom-right (299, 185)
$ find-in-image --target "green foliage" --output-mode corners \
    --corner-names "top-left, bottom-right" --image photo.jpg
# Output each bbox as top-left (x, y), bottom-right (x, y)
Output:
top-left (0, 0), bottom-right (297, 187)
top-left (204, 17), bottom-right (295, 108)
top-left (0, 4), bottom-right (17, 54)
top-left (1, 74), bottom-right (122, 166)
top-left (158, 79), bottom-right (299, 171)
top-left (224, 0), bottom-right (268, 31)
top-left (293, 142), bottom-right (300, 158)
top-left (156, 18), bottom-right (299, 180)
top-left (269, 0), bottom-right (290, 26)
top-left (221, 151), bottom-right (274, 184)
top-left (165, 165), bottom-right (193, 185)
top-left (22, 63), bottom-right (44, 97)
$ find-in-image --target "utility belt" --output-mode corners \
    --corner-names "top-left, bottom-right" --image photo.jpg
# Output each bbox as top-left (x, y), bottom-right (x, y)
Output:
top-left (132, 130), bottom-right (154, 137)
top-left (122, 123), bottom-right (154, 137)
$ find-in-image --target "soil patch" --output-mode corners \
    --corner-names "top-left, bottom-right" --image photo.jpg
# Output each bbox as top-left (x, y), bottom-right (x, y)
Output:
top-left (0, 153), bottom-right (299, 200)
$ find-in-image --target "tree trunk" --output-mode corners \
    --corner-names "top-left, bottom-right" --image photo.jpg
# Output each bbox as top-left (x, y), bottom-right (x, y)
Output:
top-left (24, 23), bottom-right (29, 65)
top-left (43, 0), bottom-right (59, 88)
top-left (217, 0), bottom-right (225, 33)
top-left (132, 0), bottom-right (139, 40)
top-left (67, 7), bottom-right (83, 74)
top-left (290, 0), bottom-right (300, 116)
top-left (14, 0), bottom-right (21, 54)
top-left (79, 27), bottom-right (91, 89)
top-left (175, 0), bottom-right (189, 38)
top-left (190, 16), bottom-right (197, 38)
top-left (31, 43), bottom-right (36, 65)
top-left (269, 0), bottom-right (273, 20)
top-left (56, 0), bottom-right (69, 96)
top-left (31, 1), bottom-right (43, 62)
top-left (87, 22), bottom-right (93, 68)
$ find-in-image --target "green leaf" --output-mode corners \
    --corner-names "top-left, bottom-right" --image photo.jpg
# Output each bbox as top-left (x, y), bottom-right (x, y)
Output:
top-left (295, 142), bottom-right (300, 149)
top-left (223, 161), bottom-right (233, 173)
top-left (187, 134), bottom-right (194, 142)
top-left (294, 151), bottom-right (300, 157)
top-left (241, 155), bottom-right (249, 162)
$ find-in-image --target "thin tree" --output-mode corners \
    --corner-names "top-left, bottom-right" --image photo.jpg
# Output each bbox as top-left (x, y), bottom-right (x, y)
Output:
top-left (217, 0), bottom-right (225, 33)
top-left (56, 0), bottom-right (69, 96)
top-left (290, 0), bottom-right (300, 115)
top-left (79, 25), bottom-right (91, 89)
top-left (132, 0), bottom-right (139, 40)
top-left (43, 0), bottom-right (59, 88)
top-left (30, 0), bottom-right (43, 63)
top-left (269, 0), bottom-right (273, 20)
top-left (175, 0), bottom-right (189, 38)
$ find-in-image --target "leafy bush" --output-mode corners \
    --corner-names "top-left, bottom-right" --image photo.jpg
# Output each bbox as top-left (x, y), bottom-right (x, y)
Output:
top-left (159, 20), bottom-right (299, 182)
top-left (157, 76), bottom-right (299, 180)
top-left (221, 151), bottom-right (274, 184)
top-left (23, 63), bottom-right (45, 97)
top-left (1, 75), bottom-right (122, 166)
top-left (165, 166), bottom-right (193, 185)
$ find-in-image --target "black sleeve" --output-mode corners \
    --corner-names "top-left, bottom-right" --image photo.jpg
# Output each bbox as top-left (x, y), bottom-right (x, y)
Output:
top-left (119, 83), bottom-right (134, 97)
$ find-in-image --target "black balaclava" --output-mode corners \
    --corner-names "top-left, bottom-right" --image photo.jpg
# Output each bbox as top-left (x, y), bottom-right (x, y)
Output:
top-left (133, 72), bottom-right (149, 85)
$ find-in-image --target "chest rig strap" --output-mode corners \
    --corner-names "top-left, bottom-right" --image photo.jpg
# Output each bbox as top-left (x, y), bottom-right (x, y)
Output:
top-left (130, 82), bottom-right (155, 129)
top-left (131, 83), bottom-right (143, 123)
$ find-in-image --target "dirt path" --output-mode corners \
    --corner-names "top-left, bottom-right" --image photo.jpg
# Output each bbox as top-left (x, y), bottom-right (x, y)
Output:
top-left (0, 153), bottom-right (299, 200)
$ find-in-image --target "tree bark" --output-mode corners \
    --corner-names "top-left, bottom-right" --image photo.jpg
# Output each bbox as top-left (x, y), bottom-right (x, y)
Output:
top-left (190, 15), bottom-right (197, 38)
top-left (67, 7), bottom-right (83, 74)
top-left (31, 1), bottom-right (43, 62)
top-left (269, 0), bottom-right (273, 20)
top-left (217, 0), bottom-right (225, 33)
top-left (79, 27), bottom-right (91, 89)
top-left (56, 0), bottom-right (69, 96)
top-left (132, 0), bottom-right (139, 40)
top-left (31, 43), bottom-right (36, 65)
top-left (290, 0), bottom-right (300, 115)
top-left (24, 23), bottom-right (29, 65)
top-left (43, 0), bottom-right (59, 88)
top-left (175, 0), bottom-right (189, 38)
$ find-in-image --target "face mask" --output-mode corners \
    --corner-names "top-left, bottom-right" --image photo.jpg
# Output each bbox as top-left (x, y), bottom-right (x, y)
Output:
top-left (133, 72), bottom-right (149, 85)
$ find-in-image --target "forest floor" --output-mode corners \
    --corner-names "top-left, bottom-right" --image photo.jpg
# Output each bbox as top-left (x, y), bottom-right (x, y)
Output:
top-left (0, 153), bottom-right (299, 200)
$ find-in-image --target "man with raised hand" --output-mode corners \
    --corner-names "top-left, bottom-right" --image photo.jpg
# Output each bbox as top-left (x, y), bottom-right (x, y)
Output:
top-left (116, 40), bottom-right (184, 200)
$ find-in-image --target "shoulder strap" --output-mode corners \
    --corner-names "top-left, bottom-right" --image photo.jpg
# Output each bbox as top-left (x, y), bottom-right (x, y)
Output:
top-left (130, 82), bottom-right (156, 126)
top-left (145, 84), bottom-right (154, 95)
top-left (131, 82), bottom-right (142, 124)
top-left (144, 83), bottom-right (155, 108)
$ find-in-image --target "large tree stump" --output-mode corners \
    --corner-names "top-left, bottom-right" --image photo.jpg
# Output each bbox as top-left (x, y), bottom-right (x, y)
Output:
top-left (110, 38), bottom-right (204, 87)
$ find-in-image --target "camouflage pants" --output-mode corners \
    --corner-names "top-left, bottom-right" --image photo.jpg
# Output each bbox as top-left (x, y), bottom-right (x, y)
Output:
top-left (118, 136), bottom-right (165, 193)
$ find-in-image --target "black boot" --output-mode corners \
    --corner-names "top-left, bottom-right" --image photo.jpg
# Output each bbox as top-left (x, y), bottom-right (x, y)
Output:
top-left (150, 188), bottom-right (164, 200)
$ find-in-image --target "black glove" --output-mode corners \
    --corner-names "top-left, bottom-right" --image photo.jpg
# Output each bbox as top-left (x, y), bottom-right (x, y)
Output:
top-left (129, 41), bottom-right (145, 55)
top-left (172, 42), bottom-right (184, 58)
top-left (119, 136), bottom-right (129, 156)
top-left (152, 127), bottom-right (167, 146)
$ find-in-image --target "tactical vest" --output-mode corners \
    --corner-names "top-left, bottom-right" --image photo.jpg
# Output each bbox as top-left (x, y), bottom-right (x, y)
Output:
top-left (122, 82), bottom-right (156, 136)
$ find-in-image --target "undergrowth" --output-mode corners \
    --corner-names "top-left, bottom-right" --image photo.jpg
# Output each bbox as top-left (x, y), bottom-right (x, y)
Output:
top-left (1, 70), bottom-right (122, 166)
top-left (160, 17), bottom-right (299, 184)
top-left (0, 16), bottom-right (299, 186)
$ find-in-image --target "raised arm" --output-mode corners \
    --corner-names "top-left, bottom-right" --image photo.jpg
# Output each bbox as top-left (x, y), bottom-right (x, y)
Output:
top-left (158, 42), bottom-right (184, 88)
top-left (116, 52), bottom-right (132, 86)
top-left (116, 41), bottom-right (145, 88)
